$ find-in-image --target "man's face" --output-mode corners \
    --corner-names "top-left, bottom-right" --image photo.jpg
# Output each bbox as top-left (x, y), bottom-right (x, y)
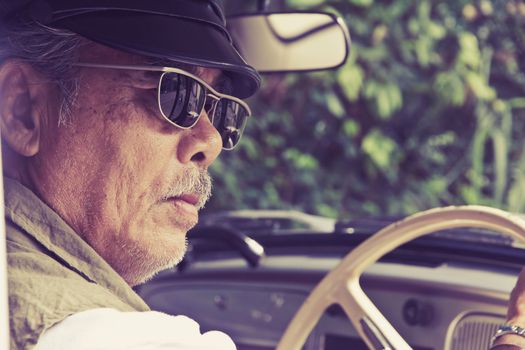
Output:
top-left (33, 43), bottom-right (223, 285)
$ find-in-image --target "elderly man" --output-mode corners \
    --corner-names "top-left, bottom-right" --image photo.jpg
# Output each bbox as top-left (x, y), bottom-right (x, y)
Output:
top-left (2, 1), bottom-right (259, 349)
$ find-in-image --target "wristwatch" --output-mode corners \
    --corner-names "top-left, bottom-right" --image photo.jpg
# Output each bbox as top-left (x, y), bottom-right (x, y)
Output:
top-left (491, 324), bottom-right (525, 348)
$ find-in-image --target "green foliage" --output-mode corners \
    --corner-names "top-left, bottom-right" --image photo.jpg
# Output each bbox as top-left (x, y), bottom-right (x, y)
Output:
top-left (287, 0), bottom-right (326, 8)
top-left (362, 129), bottom-right (399, 171)
top-left (209, 0), bottom-right (525, 220)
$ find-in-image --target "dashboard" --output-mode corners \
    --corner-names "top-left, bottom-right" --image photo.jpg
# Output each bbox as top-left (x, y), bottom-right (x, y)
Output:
top-left (137, 255), bottom-right (516, 350)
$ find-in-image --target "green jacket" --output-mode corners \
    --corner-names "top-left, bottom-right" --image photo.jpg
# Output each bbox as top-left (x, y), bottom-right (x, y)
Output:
top-left (5, 178), bottom-right (150, 350)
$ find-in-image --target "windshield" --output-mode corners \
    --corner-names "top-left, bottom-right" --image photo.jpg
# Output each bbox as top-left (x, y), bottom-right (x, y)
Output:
top-left (208, 0), bottom-right (525, 231)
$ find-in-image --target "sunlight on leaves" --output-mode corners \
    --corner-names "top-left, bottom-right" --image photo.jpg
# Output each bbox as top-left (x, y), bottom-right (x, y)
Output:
top-left (362, 129), bottom-right (398, 170)
top-left (466, 72), bottom-right (496, 100)
top-left (343, 120), bottom-right (360, 137)
top-left (337, 64), bottom-right (365, 101)
top-left (325, 92), bottom-right (346, 117)
top-left (286, 0), bottom-right (325, 8)
top-left (349, 0), bottom-right (374, 7)
top-left (459, 32), bottom-right (481, 68)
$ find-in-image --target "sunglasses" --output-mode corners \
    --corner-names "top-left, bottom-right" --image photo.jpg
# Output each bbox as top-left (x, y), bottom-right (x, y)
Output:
top-left (74, 63), bottom-right (252, 150)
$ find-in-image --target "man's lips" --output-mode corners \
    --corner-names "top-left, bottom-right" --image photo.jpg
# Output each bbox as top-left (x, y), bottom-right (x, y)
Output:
top-left (175, 194), bottom-right (200, 206)
top-left (164, 193), bottom-right (201, 208)
top-left (161, 194), bottom-right (201, 225)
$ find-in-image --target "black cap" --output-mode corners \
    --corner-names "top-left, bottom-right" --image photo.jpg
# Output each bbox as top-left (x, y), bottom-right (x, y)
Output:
top-left (0, 0), bottom-right (261, 98)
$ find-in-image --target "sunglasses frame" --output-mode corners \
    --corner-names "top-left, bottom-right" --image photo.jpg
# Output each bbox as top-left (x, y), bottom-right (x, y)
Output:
top-left (74, 62), bottom-right (252, 150)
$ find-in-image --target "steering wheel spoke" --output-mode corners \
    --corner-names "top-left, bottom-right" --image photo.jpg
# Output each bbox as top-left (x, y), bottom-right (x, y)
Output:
top-left (339, 282), bottom-right (412, 349)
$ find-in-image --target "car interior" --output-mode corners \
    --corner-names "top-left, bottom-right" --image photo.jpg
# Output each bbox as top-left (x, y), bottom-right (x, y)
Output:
top-left (135, 208), bottom-right (525, 350)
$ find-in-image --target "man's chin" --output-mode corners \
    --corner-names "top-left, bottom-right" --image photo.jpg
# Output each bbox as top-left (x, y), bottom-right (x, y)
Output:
top-left (128, 255), bottom-right (182, 286)
top-left (109, 231), bottom-right (189, 286)
top-left (122, 248), bottom-right (187, 286)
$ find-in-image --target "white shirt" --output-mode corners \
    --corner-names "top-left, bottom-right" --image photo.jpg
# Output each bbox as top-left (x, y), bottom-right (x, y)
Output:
top-left (34, 308), bottom-right (236, 350)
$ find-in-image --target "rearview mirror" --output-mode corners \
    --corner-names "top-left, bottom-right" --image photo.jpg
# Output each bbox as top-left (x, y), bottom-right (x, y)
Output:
top-left (227, 12), bottom-right (351, 73)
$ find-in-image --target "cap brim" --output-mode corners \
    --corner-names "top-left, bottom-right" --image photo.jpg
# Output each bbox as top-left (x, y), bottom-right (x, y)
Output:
top-left (55, 12), bottom-right (261, 99)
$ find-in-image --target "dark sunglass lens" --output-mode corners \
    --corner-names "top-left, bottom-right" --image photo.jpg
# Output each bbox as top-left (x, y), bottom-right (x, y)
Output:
top-left (159, 73), bottom-right (206, 128)
top-left (212, 99), bottom-right (249, 150)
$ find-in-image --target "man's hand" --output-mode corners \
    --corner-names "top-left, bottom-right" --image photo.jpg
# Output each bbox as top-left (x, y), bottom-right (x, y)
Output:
top-left (493, 268), bottom-right (525, 347)
top-left (508, 268), bottom-right (525, 324)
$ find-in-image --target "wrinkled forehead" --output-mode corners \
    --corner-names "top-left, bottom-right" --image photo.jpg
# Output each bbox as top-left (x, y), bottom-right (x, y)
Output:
top-left (78, 40), bottom-right (232, 93)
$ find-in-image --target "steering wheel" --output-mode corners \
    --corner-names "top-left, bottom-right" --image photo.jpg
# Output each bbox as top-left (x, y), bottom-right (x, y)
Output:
top-left (275, 206), bottom-right (525, 350)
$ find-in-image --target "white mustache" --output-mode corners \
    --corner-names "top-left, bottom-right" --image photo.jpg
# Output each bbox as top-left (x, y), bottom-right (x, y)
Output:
top-left (161, 167), bottom-right (213, 209)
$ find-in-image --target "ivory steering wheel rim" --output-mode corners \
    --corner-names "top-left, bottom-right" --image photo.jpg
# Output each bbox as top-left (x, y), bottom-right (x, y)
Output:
top-left (275, 205), bottom-right (525, 350)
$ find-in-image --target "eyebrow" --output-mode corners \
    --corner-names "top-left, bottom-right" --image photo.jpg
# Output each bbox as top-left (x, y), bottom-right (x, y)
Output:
top-left (212, 74), bottom-right (233, 95)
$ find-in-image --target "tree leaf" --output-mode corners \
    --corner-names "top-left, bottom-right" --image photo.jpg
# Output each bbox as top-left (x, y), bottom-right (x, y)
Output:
top-left (349, 0), bottom-right (374, 8)
top-left (325, 92), bottom-right (345, 117)
top-left (337, 64), bottom-right (365, 101)
top-left (286, 0), bottom-right (325, 9)
top-left (362, 129), bottom-right (398, 170)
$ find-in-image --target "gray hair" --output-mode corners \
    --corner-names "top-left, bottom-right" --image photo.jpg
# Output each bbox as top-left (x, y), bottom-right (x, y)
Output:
top-left (0, 18), bottom-right (83, 124)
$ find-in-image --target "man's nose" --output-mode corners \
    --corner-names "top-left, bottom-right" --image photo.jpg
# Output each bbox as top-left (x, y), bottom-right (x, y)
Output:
top-left (176, 110), bottom-right (222, 167)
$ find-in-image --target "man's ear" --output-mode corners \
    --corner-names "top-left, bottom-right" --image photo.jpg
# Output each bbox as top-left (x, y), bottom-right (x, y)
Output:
top-left (0, 60), bottom-right (47, 157)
